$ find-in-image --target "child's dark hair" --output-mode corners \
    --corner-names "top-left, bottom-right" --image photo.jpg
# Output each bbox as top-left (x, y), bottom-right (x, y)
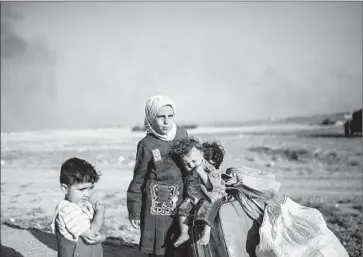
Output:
top-left (171, 138), bottom-right (225, 169)
top-left (170, 137), bottom-right (203, 158)
top-left (60, 157), bottom-right (100, 186)
top-left (202, 141), bottom-right (225, 169)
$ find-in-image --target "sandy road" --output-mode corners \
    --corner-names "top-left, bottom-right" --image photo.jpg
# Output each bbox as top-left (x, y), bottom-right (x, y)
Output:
top-left (1, 224), bottom-right (147, 257)
top-left (1, 225), bottom-right (56, 257)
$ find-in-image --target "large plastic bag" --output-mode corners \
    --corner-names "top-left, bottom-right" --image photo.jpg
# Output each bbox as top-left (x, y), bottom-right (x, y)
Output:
top-left (256, 197), bottom-right (349, 257)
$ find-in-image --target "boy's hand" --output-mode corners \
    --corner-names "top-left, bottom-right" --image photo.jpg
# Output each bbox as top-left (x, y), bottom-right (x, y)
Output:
top-left (77, 200), bottom-right (92, 210)
top-left (95, 201), bottom-right (105, 212)
top-left (83, 232), bottom-right (106, 245)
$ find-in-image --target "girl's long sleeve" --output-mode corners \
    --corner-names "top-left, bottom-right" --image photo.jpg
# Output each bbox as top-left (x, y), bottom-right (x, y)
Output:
top-left (127, 142), bottom-right (150, 220)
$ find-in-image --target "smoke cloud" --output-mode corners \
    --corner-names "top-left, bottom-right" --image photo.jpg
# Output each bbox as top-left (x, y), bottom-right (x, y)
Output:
top-left (1, 4), bottom-right (58, 132)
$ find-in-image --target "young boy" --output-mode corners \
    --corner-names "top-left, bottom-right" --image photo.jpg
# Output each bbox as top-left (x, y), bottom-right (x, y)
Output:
top-left (51, 157), bottom-right (107, 257)
top-left (171, 138), bottom-right (233, 247)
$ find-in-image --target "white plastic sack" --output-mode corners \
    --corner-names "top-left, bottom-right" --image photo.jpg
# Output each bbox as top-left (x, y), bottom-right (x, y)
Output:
top-left (226, 166), bottom-right (281, 197)
top-left (256, 197), bottom-right (349, 257)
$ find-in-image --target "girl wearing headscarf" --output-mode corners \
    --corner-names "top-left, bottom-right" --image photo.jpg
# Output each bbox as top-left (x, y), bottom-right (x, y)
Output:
top-left (127, 95), bottom-right (188, 257)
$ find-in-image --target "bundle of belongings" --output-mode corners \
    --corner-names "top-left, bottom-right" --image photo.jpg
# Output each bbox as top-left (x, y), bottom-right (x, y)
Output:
top-left (224, 166), bottom-right (349, 257)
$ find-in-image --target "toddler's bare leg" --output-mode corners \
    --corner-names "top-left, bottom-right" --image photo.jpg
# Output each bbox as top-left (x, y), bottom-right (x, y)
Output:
top-left (174, 216), bottom-right (190, 247)
top-left (197, 224), bottom-right (211, 246)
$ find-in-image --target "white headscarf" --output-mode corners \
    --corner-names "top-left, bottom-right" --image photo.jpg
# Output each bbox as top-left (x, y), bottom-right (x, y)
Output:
top-left (144, 95), bottom-right (177, 141)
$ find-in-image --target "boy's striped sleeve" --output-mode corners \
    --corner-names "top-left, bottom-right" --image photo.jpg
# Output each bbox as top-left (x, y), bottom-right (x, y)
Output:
top-left (58, 204), bottom-right (91, 239)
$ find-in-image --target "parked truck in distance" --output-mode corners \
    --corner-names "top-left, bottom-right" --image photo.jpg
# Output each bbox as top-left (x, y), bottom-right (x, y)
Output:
top-left (344, 109), bottom-right (362, 137)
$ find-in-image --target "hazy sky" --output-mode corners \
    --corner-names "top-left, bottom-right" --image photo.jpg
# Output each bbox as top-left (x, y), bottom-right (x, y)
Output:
top-left (1, 2), bottom-right (362, 132)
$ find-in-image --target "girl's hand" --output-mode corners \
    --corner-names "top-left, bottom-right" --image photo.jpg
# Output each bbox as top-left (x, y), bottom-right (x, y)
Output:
top-left (129, 219), bottom-right (140, 229)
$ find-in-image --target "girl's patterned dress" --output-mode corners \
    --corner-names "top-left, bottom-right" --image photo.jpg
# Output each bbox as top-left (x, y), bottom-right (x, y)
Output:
top-left (127, 126), bottom-right (188, 256)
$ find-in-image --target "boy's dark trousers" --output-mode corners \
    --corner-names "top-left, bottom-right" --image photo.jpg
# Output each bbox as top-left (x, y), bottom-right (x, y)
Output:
top-left (55, 228), bottom-right (103, 257)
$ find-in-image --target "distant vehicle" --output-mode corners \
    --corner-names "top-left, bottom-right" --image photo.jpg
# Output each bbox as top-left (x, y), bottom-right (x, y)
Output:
top-left (180, 124), bottom-right (198, 130)
top-left (321, 118), bottom-right (335, 126)
top-left (131, 125), bottom-right (146, 132)
top-left (344, 109), bottom-right (362, 137)
top-left (131, 124), bottom-right (198, 132)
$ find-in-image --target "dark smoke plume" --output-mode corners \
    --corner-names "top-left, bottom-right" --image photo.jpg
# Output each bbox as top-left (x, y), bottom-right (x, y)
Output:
top-left (1, 4), bottom-right (58, 132)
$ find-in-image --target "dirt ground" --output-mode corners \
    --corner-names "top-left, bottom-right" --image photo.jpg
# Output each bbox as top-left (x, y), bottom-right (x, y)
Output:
top-left (0, 224), bottom-right (146, 257)
top-left (1, 124), bottom-right (362, 256)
